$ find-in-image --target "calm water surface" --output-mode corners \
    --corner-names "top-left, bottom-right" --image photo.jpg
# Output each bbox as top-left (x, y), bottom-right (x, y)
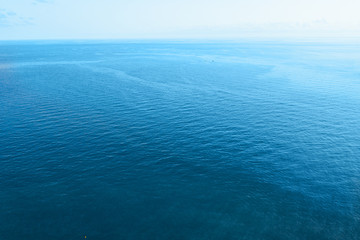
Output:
top-left (0, 41), bottom-right (360, 239)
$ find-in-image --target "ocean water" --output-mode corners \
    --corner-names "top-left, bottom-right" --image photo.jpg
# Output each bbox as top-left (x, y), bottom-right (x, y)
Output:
top-left (0, 41), bottom-right (360, 240)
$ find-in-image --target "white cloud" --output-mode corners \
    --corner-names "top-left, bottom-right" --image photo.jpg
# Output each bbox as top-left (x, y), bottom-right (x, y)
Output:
top-left (33, 0), bottom-right (53, 4)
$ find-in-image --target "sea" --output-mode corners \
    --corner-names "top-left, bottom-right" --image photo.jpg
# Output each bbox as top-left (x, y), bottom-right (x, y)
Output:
top-left (0, 41), bottom-right (359, 240)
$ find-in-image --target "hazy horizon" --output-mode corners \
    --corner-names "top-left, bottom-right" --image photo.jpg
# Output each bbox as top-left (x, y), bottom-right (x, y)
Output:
top-left (1, 0), bottom-right (360, 40)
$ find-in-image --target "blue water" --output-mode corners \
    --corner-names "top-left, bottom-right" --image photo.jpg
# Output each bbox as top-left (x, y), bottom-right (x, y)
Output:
top-left (1, 41), bottom-right (360, 239)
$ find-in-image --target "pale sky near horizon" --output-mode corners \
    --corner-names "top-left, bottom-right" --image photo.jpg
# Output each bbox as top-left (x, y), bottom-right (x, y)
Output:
top-left (1, 0), bottom-right (360, 40)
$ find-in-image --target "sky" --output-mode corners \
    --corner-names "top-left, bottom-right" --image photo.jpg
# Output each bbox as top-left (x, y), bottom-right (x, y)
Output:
top-left (1, 0), bottom-right (360, 40)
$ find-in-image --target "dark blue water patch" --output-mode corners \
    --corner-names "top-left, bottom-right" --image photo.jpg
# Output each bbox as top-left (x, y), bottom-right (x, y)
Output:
top-left (1, 41), bottom-right (360, 240)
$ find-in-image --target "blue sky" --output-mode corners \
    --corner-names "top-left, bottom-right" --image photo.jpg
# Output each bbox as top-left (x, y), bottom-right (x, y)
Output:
top-left (1, 0), bottom-right (360, 40)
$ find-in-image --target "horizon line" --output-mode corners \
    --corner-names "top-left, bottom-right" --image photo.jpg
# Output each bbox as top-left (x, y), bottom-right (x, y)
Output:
top-left (1, 36), bottom-right (360, 43)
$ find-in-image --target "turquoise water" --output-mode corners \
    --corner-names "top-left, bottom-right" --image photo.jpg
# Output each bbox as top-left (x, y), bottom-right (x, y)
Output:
top-left (0, 41), bottom-right (360, 239)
